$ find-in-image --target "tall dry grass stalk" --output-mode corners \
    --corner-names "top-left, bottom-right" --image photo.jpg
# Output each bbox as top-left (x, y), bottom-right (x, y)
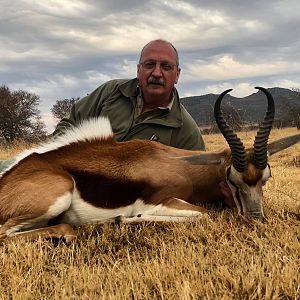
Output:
top-left (0, 128), bottom-right (299, 299)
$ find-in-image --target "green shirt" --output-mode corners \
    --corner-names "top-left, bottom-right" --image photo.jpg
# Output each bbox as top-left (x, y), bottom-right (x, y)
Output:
top-left (53, 78), bottom-right (205, 150)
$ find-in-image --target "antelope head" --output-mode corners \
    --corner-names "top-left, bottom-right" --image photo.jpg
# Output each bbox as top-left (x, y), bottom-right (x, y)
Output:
top-left (214, 86), bottom-right (300, 220)
top-left (179, 86), bottom-right (300, 220)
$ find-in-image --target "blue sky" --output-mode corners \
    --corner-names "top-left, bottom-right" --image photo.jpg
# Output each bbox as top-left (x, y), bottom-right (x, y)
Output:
top-left (1, 0), bottom-right (300, 131)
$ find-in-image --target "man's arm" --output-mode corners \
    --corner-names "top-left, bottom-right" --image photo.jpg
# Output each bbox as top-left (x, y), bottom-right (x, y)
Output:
top-left (171, 106), bottom-right (206, 151)
top-left (172, 126), bottom-right (205, 151)
top-left (52, 80), bottom-right (119, 137)
top-left (181, 127), bottom-right (205, 151)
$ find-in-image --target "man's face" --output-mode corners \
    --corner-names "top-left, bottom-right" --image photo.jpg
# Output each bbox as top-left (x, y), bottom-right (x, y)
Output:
top-left (137, 41), bottom-right (181, 101)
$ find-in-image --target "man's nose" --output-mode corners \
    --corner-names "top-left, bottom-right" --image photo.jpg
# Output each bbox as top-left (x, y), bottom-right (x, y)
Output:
top-left (151, 63), bottom-right (163, 76)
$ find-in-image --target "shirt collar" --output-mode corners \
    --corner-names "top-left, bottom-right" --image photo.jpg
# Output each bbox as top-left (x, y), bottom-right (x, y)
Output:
top-left (135, 85), bottom-right (174, 117)
top-left (118, 78), bottom-right (183, 128)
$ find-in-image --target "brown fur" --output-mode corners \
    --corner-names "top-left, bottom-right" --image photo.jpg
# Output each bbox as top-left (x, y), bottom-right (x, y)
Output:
top-left (0, 138), bottom-right (226, 239)
top-left (0, 155), bottom-right (73, 225)
top-left (242, 163), bottom-right (263, 186)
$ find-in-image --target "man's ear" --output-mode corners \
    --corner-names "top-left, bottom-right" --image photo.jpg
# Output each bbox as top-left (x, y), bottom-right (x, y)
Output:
top-left (137, 64), bottom-right (141, 78)
top-left (175, 67), bottom-right (181, 84)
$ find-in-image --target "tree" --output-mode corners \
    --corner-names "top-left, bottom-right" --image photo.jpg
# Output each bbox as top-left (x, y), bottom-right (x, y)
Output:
top-left (0, 85), bottom-right (47, 144)
top-left (288, 88), bottom-right (300, 129)
top-left (277, 88), bottom-right (300, 129)
top-left (51, 97), bottom-right (79, 120)
top-left (205, 101), bottom-right (243, 133)
top-left (221, 102), bottom-right (243, 132)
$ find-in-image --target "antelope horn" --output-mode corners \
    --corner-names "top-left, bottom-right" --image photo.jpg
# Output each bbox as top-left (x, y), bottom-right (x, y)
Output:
top-left (214, 89), bottom-right (247, 172)
top-left (267, 133), bottom-right (300, 156)
top-left (253, 87), bottom-right (275, 169)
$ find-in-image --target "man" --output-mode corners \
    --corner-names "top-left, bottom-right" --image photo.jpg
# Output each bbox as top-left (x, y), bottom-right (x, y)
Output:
top-left (53, 39), bottom-right (205, 150)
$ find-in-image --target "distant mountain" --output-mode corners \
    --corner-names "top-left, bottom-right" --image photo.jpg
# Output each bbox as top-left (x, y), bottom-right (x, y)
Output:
top-left (180, 87), bottom-right (299, 126)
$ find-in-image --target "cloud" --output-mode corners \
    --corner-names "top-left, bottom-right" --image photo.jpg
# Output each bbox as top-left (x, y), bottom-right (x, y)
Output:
top-left (0, 0), bottom-right (300, 131)
top-left (273, 79), bottom-right (300, 90)
top-left (182, 55), bottom-right (300, 82)
top-left (180, 82), bottom-right (257, 98)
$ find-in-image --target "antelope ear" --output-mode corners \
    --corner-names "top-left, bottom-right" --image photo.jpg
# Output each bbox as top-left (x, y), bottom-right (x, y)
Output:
top-left (177, 152), bottom-right (227, 165)
top-left (268, 133), bottom-right (300, 156)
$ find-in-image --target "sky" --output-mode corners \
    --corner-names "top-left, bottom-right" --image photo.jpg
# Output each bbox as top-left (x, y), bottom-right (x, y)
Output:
top-left (1, 0), bottom-right (300, 132)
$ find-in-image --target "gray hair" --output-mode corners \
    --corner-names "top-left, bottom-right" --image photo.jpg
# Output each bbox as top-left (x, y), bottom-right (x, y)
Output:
top-left (139, 39), bottom-right (179, 66)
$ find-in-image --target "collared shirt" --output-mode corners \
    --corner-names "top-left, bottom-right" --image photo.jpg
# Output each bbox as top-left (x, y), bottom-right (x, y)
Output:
top-left (53, 78), bottom-right (205, 150)
top-left (134, 87), bottom-right (175, 121)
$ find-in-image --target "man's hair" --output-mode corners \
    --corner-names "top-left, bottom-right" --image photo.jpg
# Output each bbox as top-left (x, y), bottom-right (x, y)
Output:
top-left (139, 39), bottom-right (179, 66)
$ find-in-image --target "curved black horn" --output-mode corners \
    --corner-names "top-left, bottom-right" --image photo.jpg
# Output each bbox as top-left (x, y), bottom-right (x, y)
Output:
top-left (253, 87), bottom-right (275, 169)
top-left (214, 89), bottom-right (247, 172)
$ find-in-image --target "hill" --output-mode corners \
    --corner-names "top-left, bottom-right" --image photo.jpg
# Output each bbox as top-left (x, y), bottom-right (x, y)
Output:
top-left (180, 87), bottom-right (300, 127)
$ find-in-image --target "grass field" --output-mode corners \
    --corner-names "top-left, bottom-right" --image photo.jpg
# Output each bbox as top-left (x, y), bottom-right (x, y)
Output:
top-left (0, 128), bottom-right (299, 299)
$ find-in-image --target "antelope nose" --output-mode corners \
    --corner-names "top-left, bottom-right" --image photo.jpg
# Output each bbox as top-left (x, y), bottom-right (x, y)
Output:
top-left (249, 212), bottom-right (265, 221)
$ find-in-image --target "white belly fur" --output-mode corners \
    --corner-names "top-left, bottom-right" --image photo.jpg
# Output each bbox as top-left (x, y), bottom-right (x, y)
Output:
top-left (60, 188), bottom-right (202, 226)
top-left (61, 187), bottom-right (158, 225)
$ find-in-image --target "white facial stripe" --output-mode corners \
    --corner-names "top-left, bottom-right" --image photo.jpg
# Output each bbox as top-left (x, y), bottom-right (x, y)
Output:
top-left (226, 181), bottom-right (242, 214)
top-left (226, 166), bottom-right (243, 214)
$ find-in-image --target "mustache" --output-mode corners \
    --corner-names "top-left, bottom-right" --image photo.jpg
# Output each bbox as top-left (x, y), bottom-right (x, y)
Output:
top-left (147, 77), bottom-right (165, 86)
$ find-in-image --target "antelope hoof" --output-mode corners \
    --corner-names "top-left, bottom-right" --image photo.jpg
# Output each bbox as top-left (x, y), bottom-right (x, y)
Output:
top-left (114, 215), bottom-right (126, 225)
top-left (64, 234), bottom-right (77, 244)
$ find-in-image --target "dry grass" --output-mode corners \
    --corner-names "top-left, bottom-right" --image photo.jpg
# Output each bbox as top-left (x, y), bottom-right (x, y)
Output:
top-left (0, 128), bottom-right (299, 299)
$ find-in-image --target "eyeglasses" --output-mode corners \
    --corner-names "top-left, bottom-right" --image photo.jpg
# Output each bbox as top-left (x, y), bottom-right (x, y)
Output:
top-left (139, 60), bottom-right (178, 72)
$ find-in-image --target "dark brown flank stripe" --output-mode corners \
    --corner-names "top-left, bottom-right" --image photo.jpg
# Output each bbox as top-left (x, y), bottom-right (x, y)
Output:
top-left (71, 171), bottom-right (150, 209)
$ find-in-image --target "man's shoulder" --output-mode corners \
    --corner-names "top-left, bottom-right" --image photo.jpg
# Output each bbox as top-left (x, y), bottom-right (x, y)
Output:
top-left (93, 78), bottom-right (138, 98)
top-left (100, 78), bottom-right (137, 89)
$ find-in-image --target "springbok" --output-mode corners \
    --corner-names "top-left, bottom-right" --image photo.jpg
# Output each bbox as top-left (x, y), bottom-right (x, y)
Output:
top-left (0, 87), bottom-right (299, 243)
